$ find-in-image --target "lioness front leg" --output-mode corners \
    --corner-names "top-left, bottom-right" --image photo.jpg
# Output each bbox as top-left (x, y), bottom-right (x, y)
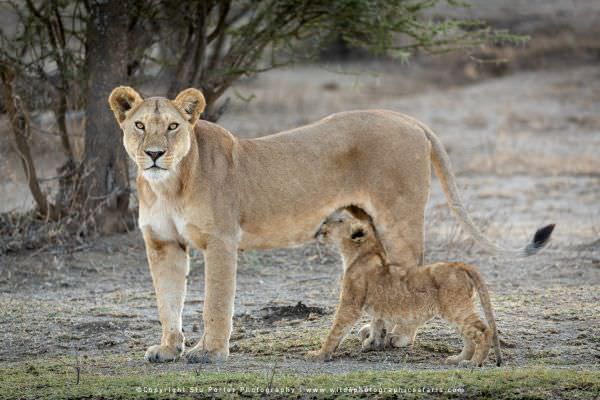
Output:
top-left (308, 304), bottom-right (361, 362)
top-left (143, 231), bottom-right (188, 363)
top-left (186, 240), bottom-right (237, 363)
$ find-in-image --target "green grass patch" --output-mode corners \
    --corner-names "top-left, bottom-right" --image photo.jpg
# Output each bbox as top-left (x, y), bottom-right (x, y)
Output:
top-left (414, 340), bottom-right (455, 354)
top-left (232, 327), bottom-right (327, 359)
top-left (2, 355), bottom-right (599, 399)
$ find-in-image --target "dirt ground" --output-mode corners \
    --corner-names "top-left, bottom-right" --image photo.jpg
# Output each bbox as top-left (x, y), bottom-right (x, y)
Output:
top-left (1, 62), bottom-right (599, 373)
top-left (1, 2), bottom-right (600, 396)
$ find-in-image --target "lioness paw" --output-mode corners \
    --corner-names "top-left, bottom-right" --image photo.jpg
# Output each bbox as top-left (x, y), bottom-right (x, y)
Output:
top-left (144, 344), bottom-right (183, 363)
top-left (306, 350), bottom-right (331, 362)
top-left (185, 343), bottom-right (228, 364)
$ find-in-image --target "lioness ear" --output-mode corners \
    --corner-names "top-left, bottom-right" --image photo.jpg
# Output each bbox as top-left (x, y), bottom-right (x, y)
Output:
top-left (172, 88), bottom-right (206, 124)
top-left (108, 86), bottom-right (143, 124)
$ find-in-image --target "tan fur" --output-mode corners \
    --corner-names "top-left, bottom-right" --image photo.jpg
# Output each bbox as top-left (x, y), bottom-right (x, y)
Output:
top-left (309, 210), bottom-right (502, 366)
top-left (109, 86), bottom-right (516, 363)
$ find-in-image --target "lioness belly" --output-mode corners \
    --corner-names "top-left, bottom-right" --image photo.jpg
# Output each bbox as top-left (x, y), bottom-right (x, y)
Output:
top-left (238, 197), bottom-right (361, 250)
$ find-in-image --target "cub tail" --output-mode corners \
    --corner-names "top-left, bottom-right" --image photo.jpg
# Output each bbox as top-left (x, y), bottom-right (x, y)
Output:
top-left (464, 266), bottom-right (502, 366)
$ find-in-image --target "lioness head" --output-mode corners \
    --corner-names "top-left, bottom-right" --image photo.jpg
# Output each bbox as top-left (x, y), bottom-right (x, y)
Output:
top-left (108, 86), bottom-right (205, 182)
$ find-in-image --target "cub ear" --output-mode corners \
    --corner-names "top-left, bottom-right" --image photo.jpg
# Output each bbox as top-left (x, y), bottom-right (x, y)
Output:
top-left (350, 223), bottom-right (367, 242)
top-left (172, 88), bottom-right (206, 124)
top-left (108, 86), bottom-right (143, 124)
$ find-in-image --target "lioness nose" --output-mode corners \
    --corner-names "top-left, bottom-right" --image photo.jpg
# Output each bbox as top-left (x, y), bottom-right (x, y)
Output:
top-left (145, 150), bottom-right (165, 161)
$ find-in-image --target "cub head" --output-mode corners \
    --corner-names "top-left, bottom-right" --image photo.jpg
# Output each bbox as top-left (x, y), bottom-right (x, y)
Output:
top-left (316, 208), bottom-right (374, 248)
top-left (108, 86), bottom-right (205, 182)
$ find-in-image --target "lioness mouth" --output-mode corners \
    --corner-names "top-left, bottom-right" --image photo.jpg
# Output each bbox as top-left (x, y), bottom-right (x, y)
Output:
top-left (145, 165), bottom-right (167, 171)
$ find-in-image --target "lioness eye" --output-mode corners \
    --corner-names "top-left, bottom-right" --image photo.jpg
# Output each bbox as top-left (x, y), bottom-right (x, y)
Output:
top-left (135, 121), bottom-right (145, 130)
top-left (168, 122), bottom-right (179, 131)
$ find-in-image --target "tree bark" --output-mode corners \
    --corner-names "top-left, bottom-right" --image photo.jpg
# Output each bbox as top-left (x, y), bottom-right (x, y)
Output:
top-left (82, 0), bottom-right (131, 233)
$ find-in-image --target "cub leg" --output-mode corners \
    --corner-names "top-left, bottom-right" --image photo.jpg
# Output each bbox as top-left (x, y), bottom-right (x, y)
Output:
top-left (307, 305), bottom-right (361, 361)
top-left (445, 336), bottom-right (475, 365)
top-left (186, 240), bottom-right (237, 364)
top-left (446, 312), bottom-right (492, 367)
top-left (361, 319), bottom-right (386, 351)
top-left (386, 324), bottom-right (419, 348)
top-left (461, 313), bottom-right (492, 367)
top-left (143, 231), bottom-right (188, 362)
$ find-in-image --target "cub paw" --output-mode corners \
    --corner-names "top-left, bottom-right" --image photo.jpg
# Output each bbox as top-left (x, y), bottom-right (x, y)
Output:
top-left (358, 324), bottom-right (371, 342)
top-left (185, 343), bottom-right (228, 364)
top-left (306, 350), bottom-right (332, 362)
top-left (459, 360), bottom-right (480, 368)
top-left (388, 334), bottom-right (413, 348)
top-left (444, 354), bottom-right (465, 365)
top-left (144, 344), bottom-right (183, 363)
top-left (361, 336), bottom-right (384, 352)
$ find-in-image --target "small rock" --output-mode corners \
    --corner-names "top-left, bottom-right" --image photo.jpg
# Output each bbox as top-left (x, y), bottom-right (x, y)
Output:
top-left (192, 323), bottom-right (199, 332)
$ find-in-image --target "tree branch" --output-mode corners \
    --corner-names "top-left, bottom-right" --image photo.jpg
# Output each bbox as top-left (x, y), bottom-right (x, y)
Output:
top-left (0, 64), bottom-right (59, 220)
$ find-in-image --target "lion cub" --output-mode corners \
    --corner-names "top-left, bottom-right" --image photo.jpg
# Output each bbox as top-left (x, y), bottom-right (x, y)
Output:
top-left (308, 209), bottom-right (502, 366)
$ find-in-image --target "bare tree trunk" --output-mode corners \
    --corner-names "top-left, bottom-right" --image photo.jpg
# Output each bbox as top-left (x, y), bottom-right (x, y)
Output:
top-left (0, 66), bottom-right (58, 220)
top-left (82, 0), bottom-right (131, 234)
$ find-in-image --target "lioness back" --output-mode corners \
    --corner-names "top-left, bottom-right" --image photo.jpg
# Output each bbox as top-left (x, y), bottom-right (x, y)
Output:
top-left (235, 110), bottom-right (431, 250)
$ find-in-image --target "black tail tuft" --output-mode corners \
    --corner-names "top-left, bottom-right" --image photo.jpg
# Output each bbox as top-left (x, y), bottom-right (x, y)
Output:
top-left (532, 224), bottom-right (555, 248)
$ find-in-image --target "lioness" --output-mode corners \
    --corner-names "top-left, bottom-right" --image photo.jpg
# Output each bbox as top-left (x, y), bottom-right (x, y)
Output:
top-left (308, 209), bottom-right (502, 366)
top-left (108, 86), bottom-right (553, 363)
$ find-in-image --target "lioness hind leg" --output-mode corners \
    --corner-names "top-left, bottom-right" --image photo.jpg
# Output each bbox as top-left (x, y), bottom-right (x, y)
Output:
top-left (143, 232), bottom-right (189, 363)
top-left (365, 195), bottom-right (426, 350)
top-left (366, 156), bottom-right (428, 269)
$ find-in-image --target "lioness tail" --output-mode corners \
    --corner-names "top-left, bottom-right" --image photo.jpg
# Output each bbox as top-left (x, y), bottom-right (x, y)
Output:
top-left (415, 119), bottom-right (555, 258)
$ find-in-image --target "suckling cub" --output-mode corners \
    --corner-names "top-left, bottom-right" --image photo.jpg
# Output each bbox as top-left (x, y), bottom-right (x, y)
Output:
top-left (308, 209), bottom-right (502, 367)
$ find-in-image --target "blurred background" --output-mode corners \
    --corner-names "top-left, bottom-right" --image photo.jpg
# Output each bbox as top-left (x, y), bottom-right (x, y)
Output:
top-left (0, 0), bottom-right (599, 388)
top-left (1, 0), bottom-right (599, 244)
